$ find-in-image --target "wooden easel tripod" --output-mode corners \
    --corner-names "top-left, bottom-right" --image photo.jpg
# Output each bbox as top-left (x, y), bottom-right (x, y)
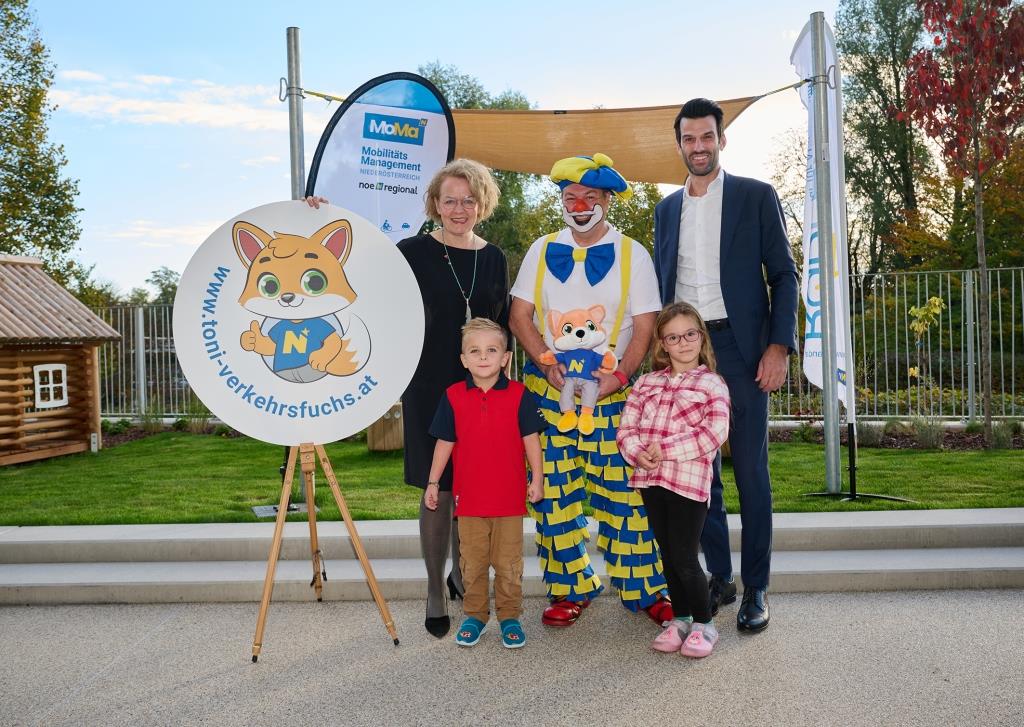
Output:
top-left (251, 443), bottom-right (399, 662)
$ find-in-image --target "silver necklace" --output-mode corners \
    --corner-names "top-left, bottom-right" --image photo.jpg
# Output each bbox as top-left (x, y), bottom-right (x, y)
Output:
top-left (439, 229), bottom-right (478, 325)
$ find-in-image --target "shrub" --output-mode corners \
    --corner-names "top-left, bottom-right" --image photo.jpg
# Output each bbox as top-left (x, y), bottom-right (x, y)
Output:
top-left (856, 421), bottom-right (884, 447)
top-left (992, 421), bottom-right (1015, 449)
top-left (910, 417), bottom-right (944, 449)
top-left (182, 397), bottom-right (211, 434)
top-left (964, 421), bottom-right (984, 435)
top-left (794, 421), bottom-right (818, 443)
top-left (101, 418), bottom-right (132, 435)
top-left (212, 423), bottom-right (234, 437)
top-left (139, 405), bottom-right (165, 434)
top-left (883, 418), bottom-right (912, 437)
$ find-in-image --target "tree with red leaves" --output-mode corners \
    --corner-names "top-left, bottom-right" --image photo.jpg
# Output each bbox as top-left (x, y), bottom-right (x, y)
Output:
top-left (904, 0), bottom-right (1024, 445)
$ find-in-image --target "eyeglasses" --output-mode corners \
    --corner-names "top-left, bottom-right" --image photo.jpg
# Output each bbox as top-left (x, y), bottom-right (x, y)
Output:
top-left (661, 329), bottom-right (702, 346)
top-left (440, 197), bottom-right (478, 211)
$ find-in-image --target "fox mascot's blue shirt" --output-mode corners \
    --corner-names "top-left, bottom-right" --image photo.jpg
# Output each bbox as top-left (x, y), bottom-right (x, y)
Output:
top-left (554, 349), bottom-right (605, 382)
top-left (268, 318), bottom-right (335, 371)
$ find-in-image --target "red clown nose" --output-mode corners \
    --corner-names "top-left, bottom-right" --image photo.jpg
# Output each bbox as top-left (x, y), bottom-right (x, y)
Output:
top-left (570, 199), bottom-right (591, 213)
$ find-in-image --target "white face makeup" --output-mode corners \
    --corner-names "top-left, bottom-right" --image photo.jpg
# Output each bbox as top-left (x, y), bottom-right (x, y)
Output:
top-left (560, 184), bottom-right (610, 233)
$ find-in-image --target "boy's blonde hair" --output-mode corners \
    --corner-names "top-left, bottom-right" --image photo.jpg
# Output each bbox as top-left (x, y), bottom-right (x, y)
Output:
top-left (651, 302), bottom-right (717, 371)
top-left (461, 317), bottom-right (508, 350)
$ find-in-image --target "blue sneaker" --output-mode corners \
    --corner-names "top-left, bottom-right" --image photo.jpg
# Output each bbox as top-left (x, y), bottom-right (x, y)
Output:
top-left (500, 619), bottom-right (526, 649)
top-left (454, 617), bottom-right (487, 647)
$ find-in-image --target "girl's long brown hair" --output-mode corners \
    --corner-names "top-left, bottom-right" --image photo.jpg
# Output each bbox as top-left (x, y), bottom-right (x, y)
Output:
top-left (650, 302), bottom-right (717, 372)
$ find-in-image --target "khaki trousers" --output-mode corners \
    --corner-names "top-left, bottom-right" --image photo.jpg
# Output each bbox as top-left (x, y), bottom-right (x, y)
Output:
top-left (458, 516), bottom-right (524, 622)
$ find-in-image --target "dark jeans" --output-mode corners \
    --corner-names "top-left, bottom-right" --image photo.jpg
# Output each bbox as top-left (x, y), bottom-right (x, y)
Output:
top-left (640, 486), bottom-right (711, 624)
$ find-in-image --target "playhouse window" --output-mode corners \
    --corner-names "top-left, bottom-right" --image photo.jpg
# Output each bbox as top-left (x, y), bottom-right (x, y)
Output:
top-left (33, 364), bottom-right (68, 409)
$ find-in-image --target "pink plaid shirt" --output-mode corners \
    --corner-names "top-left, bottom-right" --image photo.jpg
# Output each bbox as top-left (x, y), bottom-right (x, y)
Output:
top-left (616, 365), bottom-right (730, 503)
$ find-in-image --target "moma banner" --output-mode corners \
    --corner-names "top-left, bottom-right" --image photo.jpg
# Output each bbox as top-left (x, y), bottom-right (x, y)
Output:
top-left (306, 72), bottom-right (455, 243)
top-left (173, 201), bottom-right (424, 446)
top-left (791, 20), bottom-right (854, 409)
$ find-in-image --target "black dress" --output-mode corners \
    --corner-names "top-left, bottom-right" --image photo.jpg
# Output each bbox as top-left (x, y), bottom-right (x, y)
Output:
top-left (397, 233), bottom-right (509, 490)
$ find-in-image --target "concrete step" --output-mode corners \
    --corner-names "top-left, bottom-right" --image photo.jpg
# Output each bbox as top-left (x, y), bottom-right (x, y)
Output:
top-left (1, 508), bottom-right (1022, 564)
top-left (0, 548), bottom-right (1021, 605)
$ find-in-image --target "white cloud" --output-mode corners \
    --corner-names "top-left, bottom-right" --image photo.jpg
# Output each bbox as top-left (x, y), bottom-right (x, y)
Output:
top-left (134, 74), bottom-right (176, 85)
top-left (49, 71), bottom-right (334, 134)
top-left (241, 155), bottom-right (281, 167)
top-left (104, 219), bottom-right (221, 248)
top-left (59, 69), bottom-right (105, 82)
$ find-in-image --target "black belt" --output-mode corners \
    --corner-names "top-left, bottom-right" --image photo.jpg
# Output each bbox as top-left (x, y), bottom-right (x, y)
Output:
top-left (705, 318), bottom-right (730, 331)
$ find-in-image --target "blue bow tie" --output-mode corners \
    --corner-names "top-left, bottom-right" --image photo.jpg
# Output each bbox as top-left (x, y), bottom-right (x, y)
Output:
top-left (545, 242), bottom-right (616, 286)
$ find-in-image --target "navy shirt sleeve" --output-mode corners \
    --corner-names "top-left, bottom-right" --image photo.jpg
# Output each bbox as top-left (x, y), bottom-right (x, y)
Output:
top-left (517, 389), bottom-right (547, 437)
top-left (428, 391), bottom-right (457, 442)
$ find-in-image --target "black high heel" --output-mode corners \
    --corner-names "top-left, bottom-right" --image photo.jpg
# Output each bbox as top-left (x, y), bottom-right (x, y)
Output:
top-left (447, 572), bottom-right (464, 601)
top-left (424, 614), bottom-right (450, 638)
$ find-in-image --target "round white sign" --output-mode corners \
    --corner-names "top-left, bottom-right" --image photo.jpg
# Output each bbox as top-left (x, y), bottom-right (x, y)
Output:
top-left (173, 201), bottom-right (424, 446)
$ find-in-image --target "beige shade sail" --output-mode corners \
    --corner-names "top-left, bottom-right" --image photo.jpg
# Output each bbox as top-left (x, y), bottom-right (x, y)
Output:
top-left (452, 95), bottom-right (758, 186)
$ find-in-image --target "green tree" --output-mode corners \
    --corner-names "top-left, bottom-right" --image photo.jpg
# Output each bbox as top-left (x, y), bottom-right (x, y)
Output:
top-left (146, 265), bottom-right (180, 304)
top-left (68, 266), bottom-right (121, 308)
top-left (904, 0), bottom-right (1024, 445)
top-left (0, 0), bottom-right (82, 285)
top-left (417, 62), bottom-right (539, 261)
top-left (836, 0), bottom-right (930, 273)
top-left (124, 287), bottom-right (150, 305)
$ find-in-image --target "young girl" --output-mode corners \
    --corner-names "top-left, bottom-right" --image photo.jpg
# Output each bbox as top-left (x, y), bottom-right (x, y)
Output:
top-left (616, 302), bottom-right (731, 658)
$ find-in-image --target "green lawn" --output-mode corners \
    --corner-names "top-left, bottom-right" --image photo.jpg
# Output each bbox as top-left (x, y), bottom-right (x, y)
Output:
top-left (1, 433), bottom-right (1021, 526)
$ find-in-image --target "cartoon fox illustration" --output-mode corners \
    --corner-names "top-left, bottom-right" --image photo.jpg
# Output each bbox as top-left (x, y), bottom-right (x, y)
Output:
top-left (233, 218), bottom-right (371, 383)
top-left (539, 305), bottom-right (617, 436)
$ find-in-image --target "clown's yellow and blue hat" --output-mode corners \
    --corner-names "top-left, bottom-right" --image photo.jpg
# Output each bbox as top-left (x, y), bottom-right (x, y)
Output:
top-left (549, 153), bottom-right (633, 200)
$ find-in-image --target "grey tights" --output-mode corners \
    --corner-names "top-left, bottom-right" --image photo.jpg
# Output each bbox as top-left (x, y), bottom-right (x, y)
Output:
top-left (419, 490), bottom-right (463, 619)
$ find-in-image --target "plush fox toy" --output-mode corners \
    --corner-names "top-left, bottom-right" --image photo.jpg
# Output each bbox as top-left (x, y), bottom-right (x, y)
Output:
top-left (234, 218), bottom-right (371, 383)
top-left (539, 305), bottom-right (617, 435)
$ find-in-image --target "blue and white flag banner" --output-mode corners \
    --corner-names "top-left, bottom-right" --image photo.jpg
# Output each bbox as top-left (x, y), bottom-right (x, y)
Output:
top-left (790, 20), bottom-right (854, 409)
top-left (306, 73), bottom-right (455, 243)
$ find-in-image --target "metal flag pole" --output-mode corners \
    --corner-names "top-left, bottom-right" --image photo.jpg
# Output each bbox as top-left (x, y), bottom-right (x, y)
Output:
top-left (810, 11), bottom-right (842, 494)
top-left (286, 26), bottom-right (305, 200)
top-left (828, 30), bottom-right (860, 498)
top-left (801, 14), bottom-right (911, 503)
top-left (282, 26), bottom-right (306, 508)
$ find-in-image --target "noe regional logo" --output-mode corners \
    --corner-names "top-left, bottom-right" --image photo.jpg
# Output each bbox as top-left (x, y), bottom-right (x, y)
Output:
top-left (362, 112), bottom-right (426, 146)
top-left (173, 201), bottom-right (424, 447)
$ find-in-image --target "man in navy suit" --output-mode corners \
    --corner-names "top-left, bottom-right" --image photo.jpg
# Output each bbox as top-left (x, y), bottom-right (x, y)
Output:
top-left (653, 98), bottom-right (798, 633)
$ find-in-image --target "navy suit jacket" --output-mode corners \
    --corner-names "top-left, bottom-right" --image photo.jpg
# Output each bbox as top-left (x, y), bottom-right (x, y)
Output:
top-left (653, 171), bottom-right (799, 372)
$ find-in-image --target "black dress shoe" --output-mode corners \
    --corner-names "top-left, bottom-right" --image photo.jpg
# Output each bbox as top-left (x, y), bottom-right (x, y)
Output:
top-left (425, 614), bottom-right (450, 638)
top-left (708, 576), bottom-right (737, 617)
top-left (737, 588), bottom-right (770, 632)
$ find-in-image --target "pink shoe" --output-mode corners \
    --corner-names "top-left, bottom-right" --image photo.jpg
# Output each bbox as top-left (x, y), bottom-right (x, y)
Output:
top-left (680, 622), bottom-right (719, 658)
top-left (651, 619), bottom-right (690, 653)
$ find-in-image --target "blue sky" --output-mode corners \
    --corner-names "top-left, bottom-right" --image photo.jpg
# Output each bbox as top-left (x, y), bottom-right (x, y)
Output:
top-left (34, 0), bottom-right (838, 294)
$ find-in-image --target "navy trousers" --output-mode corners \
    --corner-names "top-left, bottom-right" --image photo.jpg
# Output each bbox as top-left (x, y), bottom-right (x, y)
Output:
top-left (700, 327), bottom-right (773, 589)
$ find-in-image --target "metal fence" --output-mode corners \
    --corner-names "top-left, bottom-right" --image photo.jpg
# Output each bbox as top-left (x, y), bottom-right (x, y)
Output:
top-left (94, 266), bottom-right (1024, 422)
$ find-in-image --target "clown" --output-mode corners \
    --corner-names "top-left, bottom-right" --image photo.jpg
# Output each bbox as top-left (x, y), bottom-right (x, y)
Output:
top-left (509, 154), bottom-right (672, 627)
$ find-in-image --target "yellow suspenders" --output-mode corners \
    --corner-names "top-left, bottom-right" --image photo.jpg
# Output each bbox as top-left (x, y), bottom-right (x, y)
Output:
top-left (533, 232), bottom-right (634, 353)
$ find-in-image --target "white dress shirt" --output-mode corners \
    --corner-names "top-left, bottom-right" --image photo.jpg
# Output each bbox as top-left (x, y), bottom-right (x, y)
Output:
top-left (674, 169), bottom-right (728, 321)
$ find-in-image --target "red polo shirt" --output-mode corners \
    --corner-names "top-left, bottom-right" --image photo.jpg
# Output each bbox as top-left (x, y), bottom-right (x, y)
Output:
top-left (429, 373), bottom-right (546, 517)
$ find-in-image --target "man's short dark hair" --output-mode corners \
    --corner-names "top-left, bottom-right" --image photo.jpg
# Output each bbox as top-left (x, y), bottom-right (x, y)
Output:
top-left (674, 98), bottom-right (724, 144)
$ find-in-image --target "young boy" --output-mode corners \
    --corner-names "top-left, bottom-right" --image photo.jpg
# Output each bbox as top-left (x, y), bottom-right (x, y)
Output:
top-left (426, 318), bottom-right (545, 648)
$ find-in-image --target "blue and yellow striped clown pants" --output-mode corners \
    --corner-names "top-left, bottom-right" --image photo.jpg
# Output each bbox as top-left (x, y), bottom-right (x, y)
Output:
top-left (524, 363), bottom-right (667, 612)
